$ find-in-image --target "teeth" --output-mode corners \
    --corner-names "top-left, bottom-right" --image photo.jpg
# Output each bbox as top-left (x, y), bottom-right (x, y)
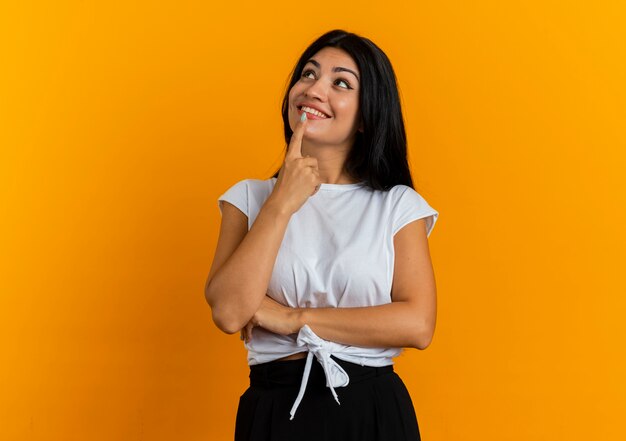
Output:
top-left (301, 106), bottom-right (328, 118)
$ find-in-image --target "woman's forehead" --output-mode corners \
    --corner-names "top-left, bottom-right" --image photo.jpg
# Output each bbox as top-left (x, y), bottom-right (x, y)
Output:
top-left (307, 47), bottom-right (358, 72)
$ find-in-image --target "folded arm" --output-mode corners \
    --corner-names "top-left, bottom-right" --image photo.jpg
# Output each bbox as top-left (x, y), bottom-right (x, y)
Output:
top-left (295, 301), bottom-right (430, 349)
top-left (242, 218), bottom-right (437, 350)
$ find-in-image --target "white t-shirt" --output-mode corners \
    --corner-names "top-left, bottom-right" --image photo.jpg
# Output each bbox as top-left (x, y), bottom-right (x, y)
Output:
top-left (217, 176), bottom-right (439, 419)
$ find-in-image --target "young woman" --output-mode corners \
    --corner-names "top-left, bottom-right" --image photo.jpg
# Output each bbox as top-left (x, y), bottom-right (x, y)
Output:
top-left (205, 29), bottom-right (439, 441)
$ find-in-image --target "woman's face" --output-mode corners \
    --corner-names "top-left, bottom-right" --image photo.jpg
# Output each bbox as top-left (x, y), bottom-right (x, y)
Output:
top-left (288, 47), bottom-right (362, 148)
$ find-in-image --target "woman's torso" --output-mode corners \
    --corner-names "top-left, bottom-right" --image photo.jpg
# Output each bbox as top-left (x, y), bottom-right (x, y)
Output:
top-left (217, 177), bottom-right (439, 366)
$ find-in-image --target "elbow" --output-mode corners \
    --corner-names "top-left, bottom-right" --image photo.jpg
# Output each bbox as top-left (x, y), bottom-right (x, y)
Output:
top-left (213, 312), bottom-right (241, 335)
top-left (412, 321), bottom-right (435, 350)
top-left (205, 283), bottom-right (244, 335)
top-left (210, 305), bottom-right (244, 335)
top-left (414, 334), bottom-right (433, 350)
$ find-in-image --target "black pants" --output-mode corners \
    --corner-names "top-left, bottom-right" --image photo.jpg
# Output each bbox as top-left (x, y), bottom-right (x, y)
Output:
top-left (235, 354), bottom-right (421, 441)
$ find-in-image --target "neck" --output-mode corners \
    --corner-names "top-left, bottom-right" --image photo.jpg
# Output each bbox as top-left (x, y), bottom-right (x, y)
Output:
top-left (301, 140), bottom-right (357, 184)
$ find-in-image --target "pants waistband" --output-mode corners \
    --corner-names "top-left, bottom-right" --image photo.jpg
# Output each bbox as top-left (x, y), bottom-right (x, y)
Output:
top-left (249, 354), bottom-right (394, 389)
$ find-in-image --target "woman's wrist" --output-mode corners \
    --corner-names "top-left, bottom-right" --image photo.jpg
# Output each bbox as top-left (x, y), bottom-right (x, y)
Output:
top-left (263, 196), bottom-right (293, 220)
top-left (289, 308), bottom-right (306, 334)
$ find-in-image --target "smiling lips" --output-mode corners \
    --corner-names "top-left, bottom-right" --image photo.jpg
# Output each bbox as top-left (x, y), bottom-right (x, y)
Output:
top-left (297, 105), bottom-right (331, 120)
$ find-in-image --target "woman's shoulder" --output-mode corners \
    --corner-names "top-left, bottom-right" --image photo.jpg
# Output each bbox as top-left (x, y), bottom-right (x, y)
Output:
top-left (387, 184), bottom-right (431, 203)
top-left (217, 177), bottom-right (277, 220)
top-left (223, 176), bottom-right (276, 192)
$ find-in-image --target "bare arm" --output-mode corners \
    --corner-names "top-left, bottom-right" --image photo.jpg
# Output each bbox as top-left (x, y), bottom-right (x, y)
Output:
top-left (295, 302), bottom-right (427, 349)
top-left (206, 114), bottom-right (320, 335)
top-left (205, 198), bottom-right (292, 334)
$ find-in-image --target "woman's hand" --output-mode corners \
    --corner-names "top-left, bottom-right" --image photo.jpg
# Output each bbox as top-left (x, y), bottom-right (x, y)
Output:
top-left (267, 112), bottom-right (322, 215)
top-left (240, 295), bottom-right (302, 343)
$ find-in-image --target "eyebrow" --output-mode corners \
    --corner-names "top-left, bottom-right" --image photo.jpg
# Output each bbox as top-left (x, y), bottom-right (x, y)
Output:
top-left (304, 58), bottom-right (360, 82)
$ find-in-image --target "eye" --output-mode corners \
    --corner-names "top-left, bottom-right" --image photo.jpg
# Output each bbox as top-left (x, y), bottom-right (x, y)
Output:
top-left (301, 69), bottom-right (352, 90)
top-left (336, 78), bottom-right (351, 89)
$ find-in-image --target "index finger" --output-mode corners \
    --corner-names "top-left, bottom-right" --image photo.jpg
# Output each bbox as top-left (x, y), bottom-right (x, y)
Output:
top-left (286, 111), bottom-right (307, 159)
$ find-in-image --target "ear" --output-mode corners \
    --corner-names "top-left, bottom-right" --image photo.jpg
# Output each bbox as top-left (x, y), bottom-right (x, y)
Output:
top-left (358, 120), bottom-right (364, 133)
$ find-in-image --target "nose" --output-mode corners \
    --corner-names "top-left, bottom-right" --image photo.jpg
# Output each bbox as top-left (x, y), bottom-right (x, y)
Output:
top-left (303, 78), bottom-right (329, 102)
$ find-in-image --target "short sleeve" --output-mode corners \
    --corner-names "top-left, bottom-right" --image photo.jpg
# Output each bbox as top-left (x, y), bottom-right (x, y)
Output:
top-left (217, 179), bottom-right (249, 218)
top-left (392, 186), bottom-right (439, 238)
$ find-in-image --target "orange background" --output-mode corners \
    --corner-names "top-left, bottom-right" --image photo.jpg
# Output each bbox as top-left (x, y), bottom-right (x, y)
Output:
top-left (1, 1), bottom-right (625, 440)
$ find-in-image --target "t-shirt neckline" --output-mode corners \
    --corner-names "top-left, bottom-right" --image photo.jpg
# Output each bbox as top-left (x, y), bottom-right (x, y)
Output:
top-left (318, 181), bottom-right (366, 191)
top-left (270, 177), bottom-right (366, 192)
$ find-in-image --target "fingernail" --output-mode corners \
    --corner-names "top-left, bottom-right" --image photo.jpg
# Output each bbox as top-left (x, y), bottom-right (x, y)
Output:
top-left (301, 112), bottom-right (307, 122)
